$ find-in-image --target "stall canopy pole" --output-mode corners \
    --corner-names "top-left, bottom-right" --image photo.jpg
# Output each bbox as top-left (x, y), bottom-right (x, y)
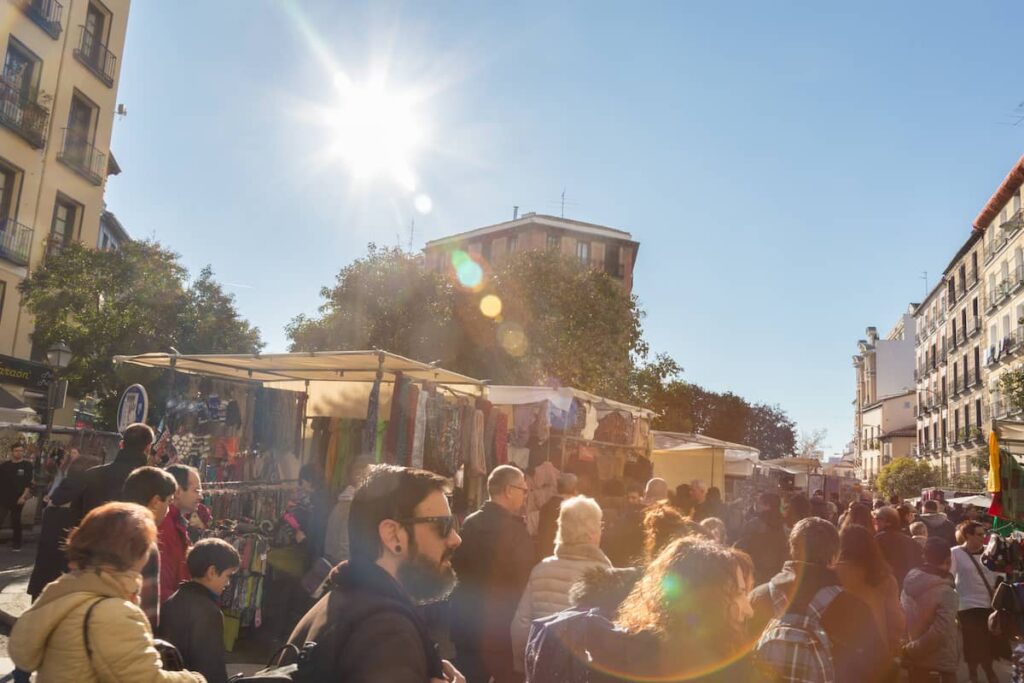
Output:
top-left (302, 380), bottom-right (310, 462)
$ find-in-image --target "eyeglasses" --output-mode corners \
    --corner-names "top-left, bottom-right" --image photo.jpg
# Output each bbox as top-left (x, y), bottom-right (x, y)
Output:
top-left (508, 484), bottom-right (529, 494)
top-left (398, 515), bottom-right (459, 538)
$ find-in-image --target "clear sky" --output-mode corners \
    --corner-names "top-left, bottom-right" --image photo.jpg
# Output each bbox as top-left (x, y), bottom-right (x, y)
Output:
top-left (106, 1), bottom-right (1024, 455)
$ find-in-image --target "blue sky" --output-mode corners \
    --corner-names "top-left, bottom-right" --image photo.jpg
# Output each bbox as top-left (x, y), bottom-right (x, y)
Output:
top-left (106, 1), bottom-right (1024, 455)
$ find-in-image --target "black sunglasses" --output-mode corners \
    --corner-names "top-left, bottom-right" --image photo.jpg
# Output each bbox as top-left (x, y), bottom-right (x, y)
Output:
top-left (398, 515), bottom-right (459, 538)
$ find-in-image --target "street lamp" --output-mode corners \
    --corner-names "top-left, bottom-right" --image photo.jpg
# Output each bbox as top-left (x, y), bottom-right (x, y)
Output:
top-left (39, 341), bottom-right (73, 456)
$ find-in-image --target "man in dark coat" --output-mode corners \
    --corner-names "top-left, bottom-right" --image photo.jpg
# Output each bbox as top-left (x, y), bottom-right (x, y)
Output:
top-left (160, 538), bottom-right (240, 683)
top-left (288, 464), bottom-right (464, 682)
top-left (874, 505), bottom-right (923, 588)
top-left (735, 492), bottom-right (789, 584)
top-left (0, 443), bottom-right (34, 551)
top-left (750, 517), bottom-right (888, 683)
top-left (450, 465), bottom-right (535, 683)
top-left (76, 423), bottom-right (155, 516)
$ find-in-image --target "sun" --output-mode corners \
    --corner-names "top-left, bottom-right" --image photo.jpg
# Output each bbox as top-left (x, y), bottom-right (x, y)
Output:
top-left (326, 72), bottom-right (426, 191)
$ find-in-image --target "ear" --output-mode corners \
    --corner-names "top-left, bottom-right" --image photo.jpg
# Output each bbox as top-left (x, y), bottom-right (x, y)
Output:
top-left (146, 495), bottom-right (162, 511)
top-left (378, 519), bottom-right (406, 555)
top-left (204, 565), bottom-right (220, 582)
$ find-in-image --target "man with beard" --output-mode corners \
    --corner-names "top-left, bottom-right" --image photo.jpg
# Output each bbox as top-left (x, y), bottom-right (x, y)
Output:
top-left (450, 465), bottom-right (535, 683)
top-left (288, 464), bottom-right (465, 682)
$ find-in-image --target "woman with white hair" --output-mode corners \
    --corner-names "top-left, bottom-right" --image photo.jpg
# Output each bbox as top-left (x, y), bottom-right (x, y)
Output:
top-left (510, 495), bottom-right (612, 672)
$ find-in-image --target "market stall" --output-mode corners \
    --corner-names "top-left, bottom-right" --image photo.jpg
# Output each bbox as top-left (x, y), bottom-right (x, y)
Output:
top-left (650, 431), bottom-right (759, 498)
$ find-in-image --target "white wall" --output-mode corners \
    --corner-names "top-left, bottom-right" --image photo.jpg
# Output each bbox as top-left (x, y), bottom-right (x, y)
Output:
top-left (877, 313), bottom-right (916, 398)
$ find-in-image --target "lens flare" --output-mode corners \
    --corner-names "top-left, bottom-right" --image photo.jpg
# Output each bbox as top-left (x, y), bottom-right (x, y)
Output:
top-left (451, 250), bottom-right (484, 290)
top-left (480, 295), bottom-right (502, 318)
top-left (498, 321), bottom-right (528, 357)
top-left (414, 193), bottom-right (433, 214)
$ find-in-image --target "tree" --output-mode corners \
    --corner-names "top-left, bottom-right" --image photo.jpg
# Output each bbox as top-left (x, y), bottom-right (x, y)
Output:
top-left (796, 429), bottom-right (828, 460)
top-left (946, 471), bottom-right (986, 492)
top-left (745, 403), bottom-right (798, 460)
top-left (20, 241), bottom-right (263, 427)
top-left (875, 458), bottom-right (939, 499)
top-left (288, 245), bottom-right (646, 399)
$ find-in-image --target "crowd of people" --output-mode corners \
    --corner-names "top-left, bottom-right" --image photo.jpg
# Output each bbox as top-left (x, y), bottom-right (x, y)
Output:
top-left (0, 428), bottom-right (1015, 682)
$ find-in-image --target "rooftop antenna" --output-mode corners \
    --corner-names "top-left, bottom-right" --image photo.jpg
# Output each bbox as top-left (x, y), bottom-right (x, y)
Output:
top-left (920, 271), bottom-right (928, 297)
top-left (561, 188), bottom-right (566, 218)
top-left (408, 218), bottom-right (415, 252)
top-left (513, 206), bottom-right (519, 220)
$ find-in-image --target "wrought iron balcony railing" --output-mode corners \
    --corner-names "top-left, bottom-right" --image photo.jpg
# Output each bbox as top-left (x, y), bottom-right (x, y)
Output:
top-left (0, 78), bottom-right (48, 149)
top-left (17, 0), bottom-right (63, 39)
top-left (0, 218), bottom-right (34, 266)
top-left (73, 26), bottom-right (117, 86)
top-left (57, 128), bottom-right (105, 185)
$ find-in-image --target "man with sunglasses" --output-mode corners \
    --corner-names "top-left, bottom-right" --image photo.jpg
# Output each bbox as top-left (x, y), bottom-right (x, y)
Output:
top-left (288, 464), bottom-right (465, 682)
top-left (450, 465), bottom-right (536, 683)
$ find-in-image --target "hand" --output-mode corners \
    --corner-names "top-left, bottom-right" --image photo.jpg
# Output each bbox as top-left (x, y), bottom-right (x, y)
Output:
top-left (441, 660), bottom-right (465, 683)
top-left (294, 530), bottom-right (306, 543)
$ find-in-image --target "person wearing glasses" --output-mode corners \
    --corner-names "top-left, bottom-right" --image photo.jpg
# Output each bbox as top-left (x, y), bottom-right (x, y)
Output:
top-left (288, 464), bottom-right (465, 682)
top-left (450, 465), bottom-right (536, 683)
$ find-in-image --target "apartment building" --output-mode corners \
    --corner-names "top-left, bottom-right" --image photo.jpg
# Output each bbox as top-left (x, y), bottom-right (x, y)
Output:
top-left (913, 280), bottom-right (949, 470)
top-left (857, 393), bottom-right (916, 482)
top-left (0, 0), bottom-right (130, 404)
top-left (423, 213), bottom-right (640, 293)
top-left (978, 155), bottom-right (1024, 434)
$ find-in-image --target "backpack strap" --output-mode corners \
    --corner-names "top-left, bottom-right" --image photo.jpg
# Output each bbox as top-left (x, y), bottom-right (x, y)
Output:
top-left (807, 586), bottom-right (842, 619)
top-left (767, 582), bottom-right (789, 617)
top-left (82, 597), bottom-right (114, 661)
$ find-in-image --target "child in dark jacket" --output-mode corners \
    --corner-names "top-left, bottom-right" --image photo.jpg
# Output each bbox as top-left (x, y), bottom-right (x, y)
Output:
top-left (159, 538), bottom-right (240, 683)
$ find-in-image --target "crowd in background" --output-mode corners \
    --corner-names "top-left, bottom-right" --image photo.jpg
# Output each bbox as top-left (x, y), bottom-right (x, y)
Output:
top-left (0, 430), bottom-right (1014, 682)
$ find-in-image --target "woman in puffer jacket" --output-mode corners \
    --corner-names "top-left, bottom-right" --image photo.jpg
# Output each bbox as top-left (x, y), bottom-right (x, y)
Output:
top-left (10, 501), bottom-right (205, 683)
top-left (511, 495), bottom-right (612, 672)
top-left (901, 537), bottom-right (962, 683)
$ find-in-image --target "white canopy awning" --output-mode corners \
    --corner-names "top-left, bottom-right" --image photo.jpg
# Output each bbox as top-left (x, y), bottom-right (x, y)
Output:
top-left (113, 350), bottom-right (484, 386)
top-left (487, 385), bottom-right (656, 418)
top-left (948, 494), bottom-right (992, 507)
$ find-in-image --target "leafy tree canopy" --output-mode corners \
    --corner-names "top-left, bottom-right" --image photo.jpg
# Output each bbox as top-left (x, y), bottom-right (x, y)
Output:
top-left (875, 457), bottom-right (939, 499)
top-left (20, 241), bottom-right (263, 427)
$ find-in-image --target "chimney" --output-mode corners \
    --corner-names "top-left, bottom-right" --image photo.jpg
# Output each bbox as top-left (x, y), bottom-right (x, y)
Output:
top-left (513, 206), bottom-right (519, 220)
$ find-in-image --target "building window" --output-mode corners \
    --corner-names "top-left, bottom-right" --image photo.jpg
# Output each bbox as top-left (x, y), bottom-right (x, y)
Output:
top-left (0, 162), bottom-right (18, 224)
top-left (576, 241), bottom-right (590, 263)
top-left (481, 239), bottom-right (492, 261)
top-left (976, 398), bottom-right (982, 427)
top-left (50, 195), bottom-right (80, 248)
top-left (3, 39), bottom-right (41, 102)
top-left (975, 346), bottom-right (981, 383)
top-left (546, 234), bottom-right (560, 251)
top-left (507, 234), bottom-right (518, 253)
top-left (0, 280), bottom-right (6, 325)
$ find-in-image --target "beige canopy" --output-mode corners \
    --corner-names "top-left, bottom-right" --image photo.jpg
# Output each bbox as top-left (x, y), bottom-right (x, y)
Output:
top-left (113, 350), bottom-right (485, 419)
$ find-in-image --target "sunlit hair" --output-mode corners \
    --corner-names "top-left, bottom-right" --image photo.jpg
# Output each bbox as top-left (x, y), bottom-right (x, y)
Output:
top-left (957, 520), bottom-right (984, 545)
top-left (838, 524), bottom-right (892, 587)
top-left (556, 495), bottom-right (602, 547)
top-left (617, 538), bottom-right (753, 645)
top-left (642, 502), bottom-right (709, 563)
top-left (840, 502), bottom-right (874, 531)
top-left (700, 517), bottom-right (727, 544)
top-left (65, 502), bottom-right (156, 572)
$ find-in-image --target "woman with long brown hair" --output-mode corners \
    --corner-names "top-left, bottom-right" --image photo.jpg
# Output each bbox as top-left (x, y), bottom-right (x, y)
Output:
top-left (834, 524), bottom-right (905, 680)
top-left (615, 537), bottom-right (758, 681)
top-left (839, 501), bottom-right (874, 531)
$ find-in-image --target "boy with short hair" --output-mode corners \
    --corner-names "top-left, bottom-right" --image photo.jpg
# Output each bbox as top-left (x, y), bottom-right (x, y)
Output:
top-left (910, 521), bottom-right (929, 547)
top-left (159, 538), bottom-right (240, 683)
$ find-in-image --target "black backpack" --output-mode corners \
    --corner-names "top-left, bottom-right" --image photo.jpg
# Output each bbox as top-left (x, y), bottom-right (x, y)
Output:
top-left (228, 643), bottom-right (318, 682)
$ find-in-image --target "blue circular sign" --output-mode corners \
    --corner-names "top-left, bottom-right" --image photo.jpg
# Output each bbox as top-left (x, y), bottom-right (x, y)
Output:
top-left (117, 384), bottom-right (149, 432)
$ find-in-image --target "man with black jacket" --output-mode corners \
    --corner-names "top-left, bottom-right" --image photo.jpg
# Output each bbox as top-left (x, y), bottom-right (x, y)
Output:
top-left (874, 505), bottom-right (923, 588)
top-left (750, 517), bottom-right (888, 683)
top-left (76, 423), bottom-right (155, 516)
top-left (450, 465), bottom-right (535, 683)
top-left (288, 464), bottom-right (465, 683)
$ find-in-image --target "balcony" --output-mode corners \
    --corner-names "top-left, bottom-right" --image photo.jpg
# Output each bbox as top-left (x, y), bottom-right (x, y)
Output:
top-left (0, 219), bottom-right (34, 266)
top-left (968, 317), bottom-right (982, 339)
top-left (17, 0), bottom-right (63, 39)
top-left (968, 268), bottom-right (980, 291)
top-left (57, 128), bottom-right (105, 185)
top-left (1015, 264), bottom-right (1024, 294)
top-left (1002, 209), bottom-right (1024, 240)
top-left (73, 26), bottom-right (117, 87)
top-left (957, 327), bottom-right (967, 346)
top-left (0, 78), bottom-right (48, 149)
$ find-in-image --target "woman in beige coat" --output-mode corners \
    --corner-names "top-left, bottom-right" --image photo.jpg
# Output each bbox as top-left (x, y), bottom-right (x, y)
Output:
top-left (511, 495), bottom-right (612, 672)
top-left (10, 501), bottom-right (205, 682)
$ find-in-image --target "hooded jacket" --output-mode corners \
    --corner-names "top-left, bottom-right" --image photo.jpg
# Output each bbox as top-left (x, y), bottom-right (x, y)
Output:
top-left (901, 565), bottom-right (961, 673)
top-left (511, 543), bottom-right (612, 671)
top-left (9, 569), bottom-right (204, 683)
top-left (750, 561), bottom-right (887, 683)
top-left (735, 511), bottom-right (789, 584)
top-left (918, 512), bottom-right (957, 547)
top-left (288, 560), bottom-right (444, 682)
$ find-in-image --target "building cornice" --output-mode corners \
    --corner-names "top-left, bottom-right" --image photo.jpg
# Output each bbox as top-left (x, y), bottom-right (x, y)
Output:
top-left (974, 154), bottom-right (1024, 231)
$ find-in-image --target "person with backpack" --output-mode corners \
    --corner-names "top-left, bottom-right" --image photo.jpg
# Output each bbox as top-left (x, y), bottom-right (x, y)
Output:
top-left (287, 464), bottom-right (466, 682)
top-left (749, 517), bottom-right (886, 683)
top-left (8, 502), bottom-right (204, 682)
top-left (917, 500), bottom-right (957, 547)
top-left (901, 538), bottom-right (961, 683)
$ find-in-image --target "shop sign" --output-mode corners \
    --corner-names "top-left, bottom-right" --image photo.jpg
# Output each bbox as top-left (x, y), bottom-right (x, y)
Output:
top-left (117, 384), bottom-right (149, 432)
top-left (0, 353), bottom-right (54, 390)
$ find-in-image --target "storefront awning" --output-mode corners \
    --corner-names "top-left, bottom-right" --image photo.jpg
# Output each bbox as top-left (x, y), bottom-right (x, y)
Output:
top-left (113, 350), bottom-right (484, 386)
